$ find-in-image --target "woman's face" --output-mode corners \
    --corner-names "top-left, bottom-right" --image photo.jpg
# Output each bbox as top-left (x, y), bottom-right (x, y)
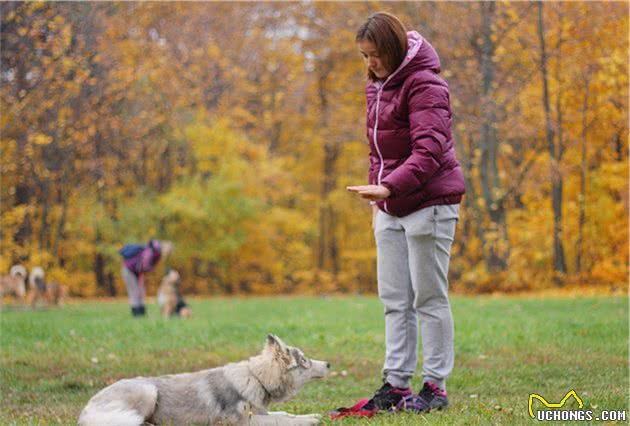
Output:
top-left (358, 39), bottom-right (389, 79)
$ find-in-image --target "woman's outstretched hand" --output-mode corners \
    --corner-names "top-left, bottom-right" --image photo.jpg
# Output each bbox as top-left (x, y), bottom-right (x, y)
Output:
top-left (346, 184), bottom-right (391, 201)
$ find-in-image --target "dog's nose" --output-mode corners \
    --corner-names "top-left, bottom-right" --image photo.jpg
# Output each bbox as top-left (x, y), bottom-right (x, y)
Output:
top-left (326, 362), bottom-right (331, 369)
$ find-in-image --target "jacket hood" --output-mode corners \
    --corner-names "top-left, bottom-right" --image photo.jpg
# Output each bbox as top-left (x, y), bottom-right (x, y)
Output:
top-left (373, 31), bottom-right (441, 89)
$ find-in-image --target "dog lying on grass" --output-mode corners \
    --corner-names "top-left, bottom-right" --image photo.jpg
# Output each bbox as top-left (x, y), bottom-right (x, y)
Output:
top-left (79, 334), bottom-right (329, 425)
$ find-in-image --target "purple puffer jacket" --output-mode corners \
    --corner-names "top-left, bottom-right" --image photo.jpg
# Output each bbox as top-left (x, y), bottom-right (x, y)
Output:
top-left (366, 31), bottom-right (465, 217)
top-left (124, 245), bottom-right (161, 277)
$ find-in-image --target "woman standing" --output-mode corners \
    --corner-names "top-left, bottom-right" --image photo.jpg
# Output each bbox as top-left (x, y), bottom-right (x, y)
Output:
top-left (344, 11), bottom-right (465, 415)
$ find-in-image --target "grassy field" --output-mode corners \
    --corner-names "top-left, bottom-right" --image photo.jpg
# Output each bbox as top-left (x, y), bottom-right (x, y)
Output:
top-left (1, 295), bottom-right (628, 425)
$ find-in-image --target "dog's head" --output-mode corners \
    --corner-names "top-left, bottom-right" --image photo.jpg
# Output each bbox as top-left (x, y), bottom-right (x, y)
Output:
top-left (29, 266), bottom-right (45, 288)
top-left (247, 334), bottom-right (330, 404)
top-left (9, 264), bottom-right (27, 279)
top-left (256, 334), bottom-right (329, 399)
top-left (162, 269), bottom-right (180, 286)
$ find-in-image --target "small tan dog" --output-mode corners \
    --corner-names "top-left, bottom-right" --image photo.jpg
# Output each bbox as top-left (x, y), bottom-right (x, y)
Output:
top-left (27, 267), bottom-right (67, 307)
top-left (44, 281), bottom-right (67, 306)
top-left (157, 269), bottom-right (191, 319)
top-left (0, 265), bottom-right (27, 303)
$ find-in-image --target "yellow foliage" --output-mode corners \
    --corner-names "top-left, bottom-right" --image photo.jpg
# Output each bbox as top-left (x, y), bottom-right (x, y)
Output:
top-left (28, 133), bottom-right (53, 146)
top-left (0, 2), bottom-right (626, 296)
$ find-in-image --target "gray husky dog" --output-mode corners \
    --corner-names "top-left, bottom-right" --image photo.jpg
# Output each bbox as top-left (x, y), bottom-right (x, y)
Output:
top-left (78, 335), bottom-right (329, 426)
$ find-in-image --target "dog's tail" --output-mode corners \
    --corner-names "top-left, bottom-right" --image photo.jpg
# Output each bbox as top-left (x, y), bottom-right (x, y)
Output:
top-left (78, 402), bottom-right (145, 426)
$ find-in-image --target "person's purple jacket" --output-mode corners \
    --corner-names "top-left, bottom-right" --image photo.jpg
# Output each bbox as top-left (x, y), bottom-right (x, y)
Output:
top-left (366, 31), bottom-right (465, 217)
top-left (124, 242), bottom-right (162, 277)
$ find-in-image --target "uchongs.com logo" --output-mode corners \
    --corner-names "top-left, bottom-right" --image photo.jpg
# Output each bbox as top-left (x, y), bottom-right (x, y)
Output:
top-left (528, 389), bottom-right (627, 422)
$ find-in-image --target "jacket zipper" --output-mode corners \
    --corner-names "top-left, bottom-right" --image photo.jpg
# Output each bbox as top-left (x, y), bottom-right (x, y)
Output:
top-left (372, 88), bottom-right (390, 213)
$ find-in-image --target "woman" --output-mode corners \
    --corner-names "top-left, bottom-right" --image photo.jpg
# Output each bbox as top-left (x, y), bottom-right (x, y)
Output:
top-left (345, 11), bottom-right (465, 415)
top-left (120, 239), bottom-right (172, 317)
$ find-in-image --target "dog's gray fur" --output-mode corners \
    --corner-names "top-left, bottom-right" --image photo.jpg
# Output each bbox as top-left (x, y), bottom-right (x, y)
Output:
top-left (78, 334), bottom-right (329, 426)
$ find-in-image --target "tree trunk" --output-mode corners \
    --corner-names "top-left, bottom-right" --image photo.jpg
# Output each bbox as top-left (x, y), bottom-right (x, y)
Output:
top-left (93, 130), bottom-right (112, 293)
top-left (316, 57), bottom-right (339, 275)
top-left (94, 233), bottom-right (108, 293)
top-left (576, 74), bottom-right (591, 274)
top-left (53, 194), bottom-right (69, 267)
top-left (479, 2), bottom-right (509, 272)
top-left (461, 132), bottom-right (488, 262)
top-left (38, 180), bottom-right (50, 250)
top-left (614, 130), bottom-right (623, 162)
top-left (267, 69), bottom-right (284, 153)
top-left (107, 271), bottom-right (116, 296)
top-left (12, 34), bottom-right (32, 250)
top-left (158, 142), bottom-right (172, 192)
top-left (537, 2), bottom-right (567, 279)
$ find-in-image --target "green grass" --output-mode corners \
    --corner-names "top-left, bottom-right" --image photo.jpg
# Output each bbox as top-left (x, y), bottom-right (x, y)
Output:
top-left (1, 295), bottom-right (628, 425)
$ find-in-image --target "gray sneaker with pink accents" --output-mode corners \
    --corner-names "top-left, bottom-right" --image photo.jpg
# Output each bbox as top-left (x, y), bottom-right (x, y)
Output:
top-left (397, 381), bottom-right (448, 412)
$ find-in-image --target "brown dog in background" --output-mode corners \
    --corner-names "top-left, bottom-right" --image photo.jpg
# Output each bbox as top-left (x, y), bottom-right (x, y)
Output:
top-left (28, 266), bottom-right (67, 307)
top-left (45, 281), bottom-right (67, 306)
top-left (157, 269), bottom-right (191, 319)
top-left (0, 264), bottom-right (27, 304)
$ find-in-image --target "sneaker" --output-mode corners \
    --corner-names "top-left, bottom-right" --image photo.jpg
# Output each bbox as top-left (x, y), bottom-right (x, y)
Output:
top-left (328, 382), bottom-right (411, 419)
top-left (131, 306), bottom-right (146, 317)
top-left (362, 382), bottom-right (412, 411)
top-left (397, 381), bottom-right (448, 413)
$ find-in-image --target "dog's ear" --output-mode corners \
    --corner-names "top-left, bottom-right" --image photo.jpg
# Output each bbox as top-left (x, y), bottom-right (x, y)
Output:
top-left (265, 334), bottom-right (288, 354)
top-left (265, 334), bottom-right (293, 366)
top-left (266, 334), bottom-right (279, 349)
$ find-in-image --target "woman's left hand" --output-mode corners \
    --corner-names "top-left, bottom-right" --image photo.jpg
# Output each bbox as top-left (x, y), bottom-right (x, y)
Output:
top-left (346, 184), bottom-right (391, 201)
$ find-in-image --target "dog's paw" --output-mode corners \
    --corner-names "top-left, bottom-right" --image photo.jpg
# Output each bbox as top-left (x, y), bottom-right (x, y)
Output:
top-left (295, 414), bottom-right (321, 419)
top-left (266, 412), bottom-right (321, 425)
top-left (294, 414), bottom-right (322, 425)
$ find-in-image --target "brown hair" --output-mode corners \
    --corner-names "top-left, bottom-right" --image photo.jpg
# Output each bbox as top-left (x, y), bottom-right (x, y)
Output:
top-left (356, 12), bottom-right (408, 81)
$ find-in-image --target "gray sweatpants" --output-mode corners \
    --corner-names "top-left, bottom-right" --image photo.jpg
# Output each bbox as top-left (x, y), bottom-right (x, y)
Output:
top-left (121, 265), bottom-right (145, 308)
top-left (374, 204), bottom-right (459, 391)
